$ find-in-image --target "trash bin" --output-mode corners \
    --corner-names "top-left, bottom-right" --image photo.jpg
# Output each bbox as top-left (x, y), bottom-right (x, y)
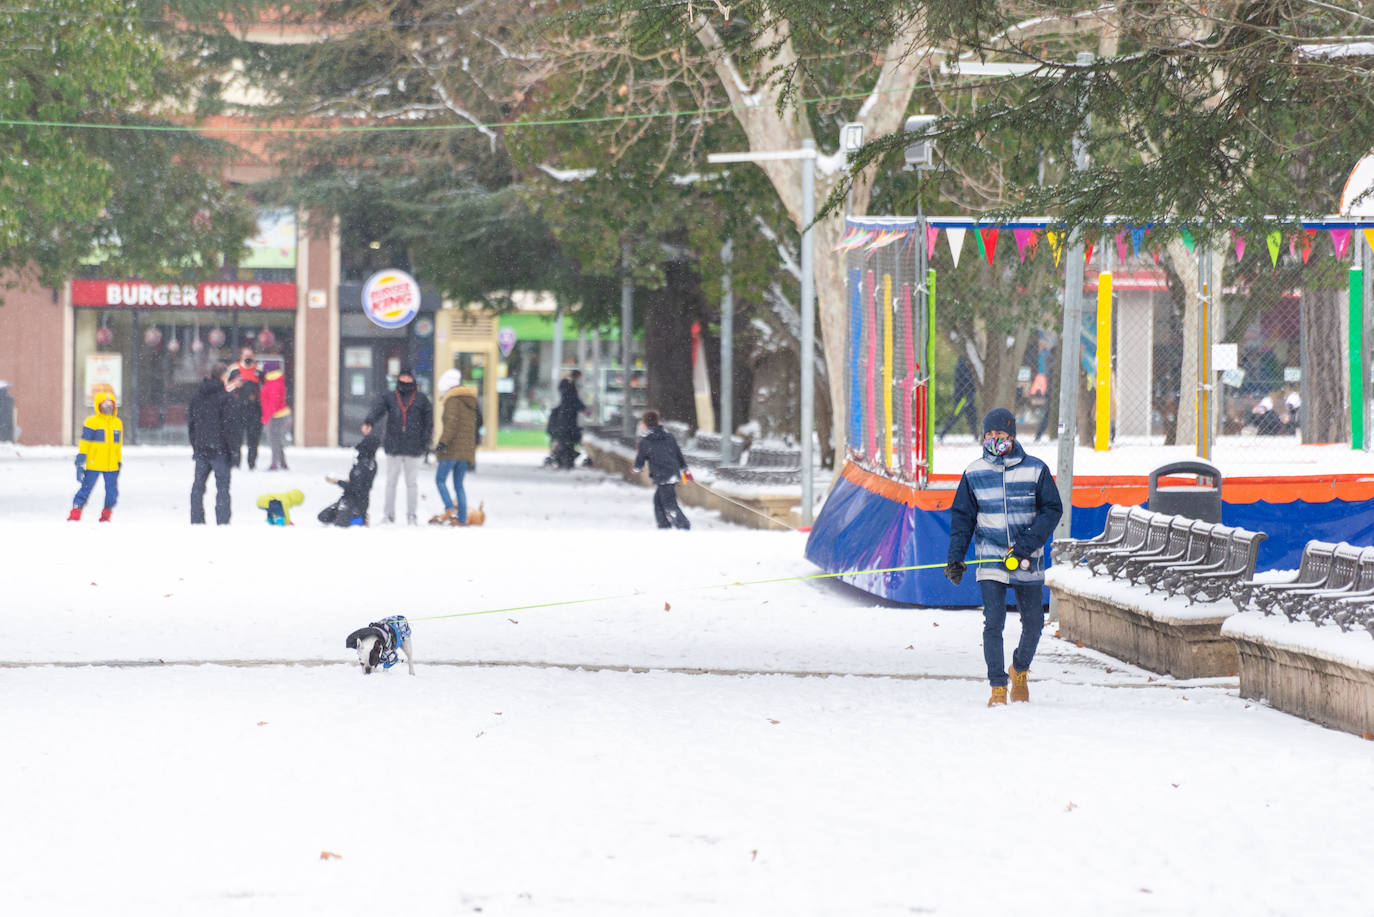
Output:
top-left (0, 382), bottom-right (13, 442)
top-left (1148, 460), bottom-right (1222, 523)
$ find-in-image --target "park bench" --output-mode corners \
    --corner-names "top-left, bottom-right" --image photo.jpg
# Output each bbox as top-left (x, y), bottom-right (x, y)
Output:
top-left (1079, 508), bottom-right (1154, 571)
top-left (1280, 544), bottom-right (1374, 623)
top-left (1304, 548), bottom-right (1374, 625)
top-left (1171, 527), bottom-right (1267, 605)
top-left (1271, 542), bottom-right (1364, 622)
top-left (681, 431), bottom-right (748, 471)
top-left (1098, 513), bottom-right (1174, 579)
top-left (1232, 540), bottom-right (1339, 613)
top-left (713, 445), bottom-right (804, 486)
top-left (1152, 525), bottom-right (1236, 595)
top-left (1051, 505), bottom-right (1132, 565)
top-left (1120, 518), bottom-right (1213, 587)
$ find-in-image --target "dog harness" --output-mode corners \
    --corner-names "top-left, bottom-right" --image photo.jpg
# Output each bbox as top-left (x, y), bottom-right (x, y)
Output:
top-left (345, 615), bottom-right (411, 668)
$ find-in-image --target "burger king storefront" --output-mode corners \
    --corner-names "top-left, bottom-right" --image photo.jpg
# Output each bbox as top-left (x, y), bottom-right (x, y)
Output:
top-left (71, 279), bottom-right (301, 445)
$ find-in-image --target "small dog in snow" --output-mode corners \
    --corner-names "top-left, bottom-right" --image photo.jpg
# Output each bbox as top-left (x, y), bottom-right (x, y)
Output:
top-left (345, 615), bottom-right (415, 675)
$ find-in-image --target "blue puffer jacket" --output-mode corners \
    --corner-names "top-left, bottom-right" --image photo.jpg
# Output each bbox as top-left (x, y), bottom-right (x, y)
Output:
top-left (947, 440), bottom-right (1063, 584)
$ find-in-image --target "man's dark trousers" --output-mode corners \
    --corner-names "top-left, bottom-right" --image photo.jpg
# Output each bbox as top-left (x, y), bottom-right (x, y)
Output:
top-left (191, 454), bottom-right (232, 525)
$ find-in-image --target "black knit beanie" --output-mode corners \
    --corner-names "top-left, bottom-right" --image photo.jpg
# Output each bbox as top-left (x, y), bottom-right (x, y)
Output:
top-left (982, 408), bottom-right (1017, 437)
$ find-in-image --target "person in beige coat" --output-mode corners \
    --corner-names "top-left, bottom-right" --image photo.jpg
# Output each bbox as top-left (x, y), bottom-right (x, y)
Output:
top-left (432, 368), bottom-right (481, 524)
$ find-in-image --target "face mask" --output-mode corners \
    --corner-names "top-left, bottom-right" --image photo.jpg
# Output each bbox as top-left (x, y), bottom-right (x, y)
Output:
top-left (397, 380), bottom-right (417, 394)
top-left (983, 434), bottom-right (1013, 456)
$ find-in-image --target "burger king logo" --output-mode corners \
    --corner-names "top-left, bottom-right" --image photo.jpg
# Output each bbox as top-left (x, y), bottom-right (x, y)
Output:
top-left (361, 269), bottom-right (421, 329)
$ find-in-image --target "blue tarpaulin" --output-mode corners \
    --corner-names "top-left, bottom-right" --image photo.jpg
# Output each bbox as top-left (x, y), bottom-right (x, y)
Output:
top-left (804, 465), bottom-right (1374, 607)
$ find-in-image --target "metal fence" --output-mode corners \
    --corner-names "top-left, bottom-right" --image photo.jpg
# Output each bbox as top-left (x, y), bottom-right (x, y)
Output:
top-left (841, 217), bottom-right (1374, 480)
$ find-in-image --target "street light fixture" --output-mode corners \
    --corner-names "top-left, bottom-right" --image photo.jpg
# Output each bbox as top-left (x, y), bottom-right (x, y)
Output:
top-left (708, 141), bottom-right (819, 525)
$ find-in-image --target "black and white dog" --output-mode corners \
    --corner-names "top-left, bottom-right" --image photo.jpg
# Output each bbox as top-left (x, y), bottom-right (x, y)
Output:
top-left (345, 615), bottom-right (415, 675)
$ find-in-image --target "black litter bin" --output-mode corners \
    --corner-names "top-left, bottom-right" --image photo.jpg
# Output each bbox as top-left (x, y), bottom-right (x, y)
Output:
top-left (1147, 460), bottom-right (1222, 523)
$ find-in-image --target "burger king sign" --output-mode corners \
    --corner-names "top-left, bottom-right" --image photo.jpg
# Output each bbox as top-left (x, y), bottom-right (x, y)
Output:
top-left (361, 269), bottom-right (421, 329)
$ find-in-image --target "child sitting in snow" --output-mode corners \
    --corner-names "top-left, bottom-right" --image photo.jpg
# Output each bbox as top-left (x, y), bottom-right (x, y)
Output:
top-left (318, 435), bottom-right (380, 527)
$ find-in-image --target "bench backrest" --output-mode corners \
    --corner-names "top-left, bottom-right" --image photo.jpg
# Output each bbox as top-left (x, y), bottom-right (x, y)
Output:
top-left (1222, 529), bottom-right (1268, 576)
top-left (1119, 511), bottom-right (1154, 550)
top-left (1099, 505), bottom-right (1132, 541)
top-left (1350, 547), bottom-right (1374, 591)
top-left (1323, 543), bottom-right (1364, 589)
top-left (1297, 540), bottom-right (1339, 584)
top-left (1163, 517), bottom-right (1196, 554)
top-left (1182, 521), bottom-right (1216, 561)
top-left (1200, 526), bottom-right (1235, 564)
top-left (1140, 516), bottom-right (1173, 553)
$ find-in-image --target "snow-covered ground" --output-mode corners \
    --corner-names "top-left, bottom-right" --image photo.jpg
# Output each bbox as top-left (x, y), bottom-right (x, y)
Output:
top-left (2, 443), bottom-right (1372, 916)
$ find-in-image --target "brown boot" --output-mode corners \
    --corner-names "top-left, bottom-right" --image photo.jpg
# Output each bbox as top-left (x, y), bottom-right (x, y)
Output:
top-left (1008, 666), bottom-right (1030, 702)
top-left (987, 685), bottom-right (1008, 707)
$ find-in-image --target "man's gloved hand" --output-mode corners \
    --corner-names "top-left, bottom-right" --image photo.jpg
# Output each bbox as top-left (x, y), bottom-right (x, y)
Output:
top-left (944, 561), bottom-right (965, 585)
top-left (74, 455), bottom-right (86, 482)
top-left (683, 471), bottom-right (694, 482)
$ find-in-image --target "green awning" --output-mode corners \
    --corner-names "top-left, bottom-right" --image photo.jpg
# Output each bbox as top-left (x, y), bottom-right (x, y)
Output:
top-left (497, 313), bottom-right (626, 342)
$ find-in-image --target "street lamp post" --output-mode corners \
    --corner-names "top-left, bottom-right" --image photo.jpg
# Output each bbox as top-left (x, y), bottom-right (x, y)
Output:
top-left (708, 143), bottom-right (819, 525)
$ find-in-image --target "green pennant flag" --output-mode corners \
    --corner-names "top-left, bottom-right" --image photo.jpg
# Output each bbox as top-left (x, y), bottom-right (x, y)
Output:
top-left (1266, 231), bottom-right (1282, 266)
top-left (1180, 227), bottom-right (1195, 252)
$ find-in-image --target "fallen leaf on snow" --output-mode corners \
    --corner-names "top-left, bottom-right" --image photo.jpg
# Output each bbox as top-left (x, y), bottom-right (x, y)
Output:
top-left (257, 721), bottom-right (268, 726)
top-left (320, 851), bottom-right (342, 860)
top-left (931, 622), bottom-right (940, 627)
top-left (1105, 667), bottom-right (1114, 674)
top-left (750, 850), bottom-right (758, 861)
top-left (905, 644), bottom-right (914, 650)
top-left (507, 618), bottom-right (519, 624)
top-left (664, 602), bottom-right (671, 611)
top-left (1362, 732), bottom-right (1373, 741)
top-left (767, 719), bottom-right (780, 725)
top-left (1065, 802), bottom-right (1077, 812)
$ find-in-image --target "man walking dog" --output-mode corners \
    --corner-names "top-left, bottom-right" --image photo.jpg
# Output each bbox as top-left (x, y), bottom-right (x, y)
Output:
top-left (945, 408), bottom-right (1062, 706)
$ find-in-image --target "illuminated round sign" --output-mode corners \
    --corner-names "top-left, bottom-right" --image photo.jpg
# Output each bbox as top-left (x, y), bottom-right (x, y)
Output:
top-left (361, 269), bottom-right (421, 329)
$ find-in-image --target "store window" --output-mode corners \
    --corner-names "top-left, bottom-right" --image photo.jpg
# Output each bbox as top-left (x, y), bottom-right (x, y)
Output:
top-left (74, 309), bottom-right (295, 445)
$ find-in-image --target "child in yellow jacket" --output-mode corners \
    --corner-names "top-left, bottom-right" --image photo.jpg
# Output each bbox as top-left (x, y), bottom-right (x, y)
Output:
top-left (70, 390), bottom-right (123, 522)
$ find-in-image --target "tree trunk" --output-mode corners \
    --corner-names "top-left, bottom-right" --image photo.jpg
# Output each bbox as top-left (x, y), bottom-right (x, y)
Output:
top-left (642, 261), bottom-right (703, 425)
top-left (1302, 286), bottom-right (1349, 444)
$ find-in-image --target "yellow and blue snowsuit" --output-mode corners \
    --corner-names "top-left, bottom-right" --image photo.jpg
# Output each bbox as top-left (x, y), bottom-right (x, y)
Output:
top-left (74, 391), bottom-right (122, 510)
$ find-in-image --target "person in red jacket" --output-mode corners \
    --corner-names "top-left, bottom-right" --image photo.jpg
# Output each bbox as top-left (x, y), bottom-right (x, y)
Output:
top-left (260, 369), bottom-right (291, 470)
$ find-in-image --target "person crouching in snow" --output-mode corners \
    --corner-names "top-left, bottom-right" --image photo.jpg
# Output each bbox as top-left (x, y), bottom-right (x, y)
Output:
top-left (70, 390), bottom-right (123, 522)
top-left (632, 409), bottom-right (691, 530)
top-left (945, 408), bottom-right (1062, 706)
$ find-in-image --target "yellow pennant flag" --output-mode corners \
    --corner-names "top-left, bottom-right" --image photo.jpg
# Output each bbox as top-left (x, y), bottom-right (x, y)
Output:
top-left (1364, 228), bottom-right (1374, 258)
top-left (1046, 231), bottom-right (1064, 267)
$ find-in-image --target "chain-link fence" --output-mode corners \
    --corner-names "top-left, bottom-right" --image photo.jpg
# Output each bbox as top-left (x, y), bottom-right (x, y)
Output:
top-left (841, 217), bottom-right (1374, 480)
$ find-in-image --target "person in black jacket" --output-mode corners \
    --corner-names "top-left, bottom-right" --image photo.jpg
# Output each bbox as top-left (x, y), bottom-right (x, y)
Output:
top-left (546, 371), bottom-right (588, 469)
top-left (632, 409), bottom-right (692, 530)
top-left (361, 368), bottom-right (433, 525)
top-left (187, 362), bottom-right (239, 525)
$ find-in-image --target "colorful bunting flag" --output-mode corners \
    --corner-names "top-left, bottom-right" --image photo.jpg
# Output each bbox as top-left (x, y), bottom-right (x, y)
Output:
top-left (977, 227), bottom-right (999, 267)
top-left (1047, 231), bottom-right (1064, 267)
top-left (1114, 231), bottom-right (1128, 264)
top-left (927, 225), bottom-right (939, 260)
top-left (1084, 238), bottom-right (1096, 267)
top-left (1266, 231), bottom-right (1282, 266)
top-left (946, 227), bottom-right (966, 268)
top-left (1366, 229), bottom-right (1374, 257)
top-left (1012, 228), bottom-right (1038, 263)
top-left (864, 229), bottom-right (906, 252)
top-left (1180, 227), bottom-right (1195, 252)
top-left (1233, 231), bottom-right (1245, 263)
top-left (1129, 225), bottom-right (1146, 256)
top-left (1330, 228), bottom-right (1352, 260)
top-left (834, 226), bottom-right (874, 252)
top-left (1301, 229), bottom-right (1315, 264)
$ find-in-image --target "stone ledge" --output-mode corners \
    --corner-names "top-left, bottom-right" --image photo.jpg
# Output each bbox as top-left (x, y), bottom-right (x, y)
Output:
top-left (1048, 574), bottom-right (1237, 679)
top-left (1222, 617), bottom-right (1374, 737)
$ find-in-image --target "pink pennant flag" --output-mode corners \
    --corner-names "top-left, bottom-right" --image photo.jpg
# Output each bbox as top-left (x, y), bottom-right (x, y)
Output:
top-left (1233, 231), bottom-right (1246, 262)
top-left (946, 227), bottom-right (966, 268)
top-left (927, 225), bottom-right (939, 260)
top-left (1288, 234), bottom-right (1298, 260)
top-left (1330, 228), bottom-right (1352, 259)
top-left (1114, 231), bottom-right (1128, 264)
top-left (1012, 228), bottom-right (1038, 263)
